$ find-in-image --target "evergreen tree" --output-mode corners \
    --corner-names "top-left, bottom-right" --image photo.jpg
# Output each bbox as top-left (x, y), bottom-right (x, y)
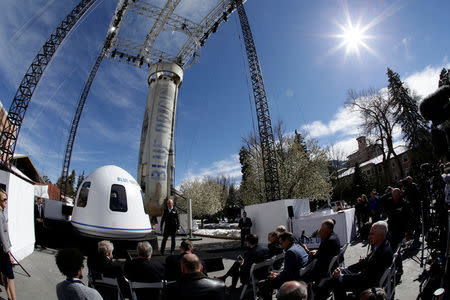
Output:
top-left (56, 169), bottom-right (76, 198)
top-left (294, 130), bottom-right (307, 153)
top-left (352, 163), bottom-right (370, 200)
top-left (438, 68), bottom-right (449, 87)
top-left (387, 68), bottom-right (430, 149)
top-left (75, 171), bottom-right (85, 194)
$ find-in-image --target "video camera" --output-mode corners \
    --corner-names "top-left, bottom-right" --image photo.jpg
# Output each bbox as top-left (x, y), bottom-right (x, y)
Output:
top-left (419, 85), bottom-right (450, 125)
top-left (419, 85), bottom-right (450, 158)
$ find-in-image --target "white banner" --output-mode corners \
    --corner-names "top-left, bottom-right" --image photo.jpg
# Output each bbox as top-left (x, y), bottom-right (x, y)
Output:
top-left (292, 208), bottom-right (356, 248)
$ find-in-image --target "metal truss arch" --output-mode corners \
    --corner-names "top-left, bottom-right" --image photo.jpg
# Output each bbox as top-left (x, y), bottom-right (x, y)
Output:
top-left (0, 0), bottom-right (99, 164)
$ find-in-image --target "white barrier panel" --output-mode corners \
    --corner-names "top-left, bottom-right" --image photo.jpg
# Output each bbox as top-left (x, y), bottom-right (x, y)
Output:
top-left (0, 170), bottom-right (35, 261)
top-left (292, 208), bottom-right (356, 248)
top-left (244, 199), bottom-right (310, 244)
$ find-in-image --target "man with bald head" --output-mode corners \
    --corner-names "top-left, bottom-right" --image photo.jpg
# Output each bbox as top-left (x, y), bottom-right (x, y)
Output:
top-left (160, 198), bottom-right (180, 255)
top-left (166, 253), bottom-right (225, 300)
top-left (277, 281), bottom-right (308, 300)
top-left (317, 221), bottom-right (393, 300)
top-left (302, 219), bottom-right (341, 282)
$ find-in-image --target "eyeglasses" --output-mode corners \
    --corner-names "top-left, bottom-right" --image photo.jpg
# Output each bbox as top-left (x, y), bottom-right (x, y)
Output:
top-left (1, 198), bottom-right (7, 202)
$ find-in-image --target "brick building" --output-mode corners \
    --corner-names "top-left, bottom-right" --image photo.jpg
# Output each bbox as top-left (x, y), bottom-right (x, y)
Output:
top-left (338, 136), bottom-right (412, 185)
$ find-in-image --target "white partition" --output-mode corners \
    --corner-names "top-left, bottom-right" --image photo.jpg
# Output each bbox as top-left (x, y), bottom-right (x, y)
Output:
top-left (292, 208), bottom-right (355, 248)
top-left (244, 199), bottom-right (310, 244)
top-left (0, 170), bottom-right (35, 261)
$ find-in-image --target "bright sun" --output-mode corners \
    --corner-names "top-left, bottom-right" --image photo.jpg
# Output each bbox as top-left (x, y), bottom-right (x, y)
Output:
top-left (334, 22), bottom-right (372, 57)
top-left (342, 25), bottom-right (364, 52)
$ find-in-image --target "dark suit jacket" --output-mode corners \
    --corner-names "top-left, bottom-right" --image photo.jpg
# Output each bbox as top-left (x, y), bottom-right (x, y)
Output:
top-left (238, 217), bottom-right (252, 234)
top-left (88, 254), bottom-right (129, 297)
top-left (272, 243), bottom-right (308, 288)
top-left (34, 203), bottom-right (44, 220)
top-left (124, 258), bottom-right (164, 300)
top-left (161, 208), bottom-right (180, 234)
top-left (240, 244), bottom-right (270, 283)
top-left (312, 232), bottom-right (341, 280)
top-left (345, 239), bottom-right (393, 288)
top-left (268, 241), bottom-right (283, 257)
top-left (165, 252), bottom-right (208, 280)
top-left (125, 257), bottom-right (164, 282)
top-left (165, 272), bottom-right (225, 300)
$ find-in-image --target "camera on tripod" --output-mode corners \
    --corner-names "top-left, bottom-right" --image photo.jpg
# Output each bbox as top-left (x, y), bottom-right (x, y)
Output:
top-left (419, 85), bottom-right (450, 159)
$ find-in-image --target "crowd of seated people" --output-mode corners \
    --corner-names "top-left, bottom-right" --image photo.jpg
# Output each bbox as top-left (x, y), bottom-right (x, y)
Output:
top-left (56, 192), bottom-right (420, 300)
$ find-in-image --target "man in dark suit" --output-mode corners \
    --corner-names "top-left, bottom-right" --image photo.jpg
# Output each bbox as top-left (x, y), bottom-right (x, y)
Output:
top-left (124, 241), bottom-right (164, 299)
top-left (160, 199), bottom-right (180, 255)
top-left (88, 240), bottom-right (129, 297)
top-left (34, 197), bottom-right (45, 248)
top-left (238, 211), bottom-right (252, 248)
top-left (215, 234), bottom-right (270, 289)
top-left (165, 239), bottom-right (207, 280)
top-left (269, 232), bottom-right (309, 289)
top-left (302, 219), bottom-right (341, 282)
top-left (317, 221), bottom-right (393, 300)
top-left (165, 254), bottom-right (225, 300)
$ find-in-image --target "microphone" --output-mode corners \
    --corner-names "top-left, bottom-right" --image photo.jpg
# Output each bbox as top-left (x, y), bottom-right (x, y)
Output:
top-left (419, 85), bottom-right (450, 125)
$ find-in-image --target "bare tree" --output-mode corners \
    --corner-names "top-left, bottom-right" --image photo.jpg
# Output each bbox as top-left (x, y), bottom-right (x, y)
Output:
top-left (347, 88), bottom-right (404, 183)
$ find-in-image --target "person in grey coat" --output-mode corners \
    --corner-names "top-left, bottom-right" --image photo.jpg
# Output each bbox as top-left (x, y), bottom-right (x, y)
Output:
top-left (0, 189), bottom-right (16, 300)
top-left (55, 248), bottom-right (103, 300)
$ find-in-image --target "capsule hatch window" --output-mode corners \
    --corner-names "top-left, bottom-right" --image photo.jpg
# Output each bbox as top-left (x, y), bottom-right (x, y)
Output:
top-left (77, 182), bottom-right (91, 207)
top-left (110, 184), bottom-right (127, 212)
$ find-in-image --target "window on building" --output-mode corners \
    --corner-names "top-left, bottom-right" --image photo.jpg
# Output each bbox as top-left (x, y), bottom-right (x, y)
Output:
top-left (367, 169), bottom-right (371, 175)
top-left (405, 168), bottom-right (409, 175)
top-left (77, 182), bottom-right (91, 208)
top-left (394, 173), bottom-right (398, 181)
top-left (110, 184), bottom-right (127, 212)
top-left (392, 161), bottom-right (396, 168)
top-left (377, 165), bottom-right (383, 172)
top-left (402, 154), bottom-right (408, 162)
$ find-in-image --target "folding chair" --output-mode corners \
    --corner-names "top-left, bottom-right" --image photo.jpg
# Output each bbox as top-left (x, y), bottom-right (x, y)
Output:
top-left (91, 276), bottom-right (125, 300)
top-left (129, 280), bottom-right (163, 300)
top-left (338, 243), bottom-right (349, 268)
top-left (240, 258), bottom-right (274, 300)
top-left (271, 252), bottom-right (285, 272)
top-left (379, 251), bottom-right (399, 300)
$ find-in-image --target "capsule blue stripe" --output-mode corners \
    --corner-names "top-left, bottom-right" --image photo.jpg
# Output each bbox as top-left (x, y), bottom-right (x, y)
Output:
top-left (72, 221), bottom-right (152, 231)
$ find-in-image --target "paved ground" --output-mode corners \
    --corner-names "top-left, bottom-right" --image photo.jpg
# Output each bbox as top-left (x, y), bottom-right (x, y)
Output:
top-left (3, 235), bottom-right (426, 300)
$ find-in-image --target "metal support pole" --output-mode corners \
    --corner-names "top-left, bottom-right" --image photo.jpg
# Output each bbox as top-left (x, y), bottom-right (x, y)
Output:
top-left (186, 197), bottom-right (201, 241)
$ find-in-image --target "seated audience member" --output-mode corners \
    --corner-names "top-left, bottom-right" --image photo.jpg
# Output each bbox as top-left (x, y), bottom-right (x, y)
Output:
top-left (216, 234), bottom-right (270, 288)
top-left (165, 239), bottom-right (207, 280)
top-left (166, 253), bottom-right (225, 300)
top-left (303, 219), bottom-right (341, 282)
top-left (88, 240), bottom-right (122, 278)
top-left (268, 231), bottom-right (283, 257)
top-left (124, 241), bottom-right (164, 299)
top-left (269, 232), bottom-right (308, 289)
top-left (317, 221), bottom-right (393, 300)
top-left (359, 287), bottom-right (387, 300)
top-left (277, 281), bottom-right (308, 300)
top-left (55, 248), bottom-right (103, 300)
top-left (275, 225), bottom-right (287, 234)
top-left (88, 240), bottom-right (128, 297)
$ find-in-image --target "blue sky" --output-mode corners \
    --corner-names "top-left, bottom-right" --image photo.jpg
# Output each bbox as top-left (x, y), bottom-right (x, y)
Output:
top-left (0, 0), bottom-right (449, 186)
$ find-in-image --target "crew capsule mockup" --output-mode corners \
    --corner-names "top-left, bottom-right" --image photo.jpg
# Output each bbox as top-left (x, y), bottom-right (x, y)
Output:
top-left (71, 165), bottom-right (152, 240)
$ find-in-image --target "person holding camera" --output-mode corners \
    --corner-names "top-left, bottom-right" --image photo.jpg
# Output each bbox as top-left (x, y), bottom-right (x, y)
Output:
top-left (215, 234), bottom-right (269, 289)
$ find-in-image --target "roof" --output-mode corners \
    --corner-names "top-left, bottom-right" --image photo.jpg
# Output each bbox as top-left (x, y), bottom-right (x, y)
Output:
top-left (11, 154), bottom-right (42, 183)
top-left (338, 145), bottom-right (410, 179)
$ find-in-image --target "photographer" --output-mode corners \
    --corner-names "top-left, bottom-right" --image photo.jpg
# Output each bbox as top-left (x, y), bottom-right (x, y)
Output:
top-left (402, 176), bottom-right (421, 244)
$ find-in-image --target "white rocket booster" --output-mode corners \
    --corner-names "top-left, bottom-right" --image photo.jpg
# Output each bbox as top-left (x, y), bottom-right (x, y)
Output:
top-left (138, 63), bottom-right (183, 216)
